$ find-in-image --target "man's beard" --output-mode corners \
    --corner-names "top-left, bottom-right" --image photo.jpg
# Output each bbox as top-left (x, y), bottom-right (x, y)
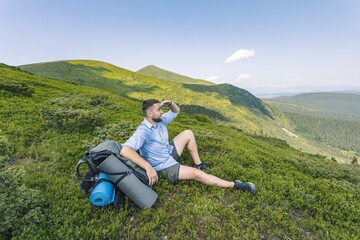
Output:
top-left (152, 116), bottom-right (162, 122)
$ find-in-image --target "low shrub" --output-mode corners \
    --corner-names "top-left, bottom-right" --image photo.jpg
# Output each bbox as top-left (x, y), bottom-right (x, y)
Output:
top-left (194, 114), bottom-right (213, 124)
top-left (0, 167), bottom-right (47, 239)
top-left (0, 130), bottom-right (10, 155)
top-left (83, 121), bottom-right (137, 149)
top-left (0, 77), bottom-right (34, 97)
top-left (41, 94), bottom-right (105, 131)
top-left (41, 106), bottom-right (103, 131)
top-left (90, 94), bottom-right (109, 106)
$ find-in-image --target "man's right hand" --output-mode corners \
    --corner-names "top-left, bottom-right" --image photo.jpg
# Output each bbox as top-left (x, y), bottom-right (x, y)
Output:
top-left (146, 166), bottom-right (158, 186)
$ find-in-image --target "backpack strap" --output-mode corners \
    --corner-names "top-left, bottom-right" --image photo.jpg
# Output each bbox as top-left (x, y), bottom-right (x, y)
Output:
top-left (88, 150), bottom-right (117, 167)
top-left (100, 169), bottom-right (133, 185)
top-left (90, 178), bottom-right (119, 191)
top-left (75, 157), bottom-right (96, 182)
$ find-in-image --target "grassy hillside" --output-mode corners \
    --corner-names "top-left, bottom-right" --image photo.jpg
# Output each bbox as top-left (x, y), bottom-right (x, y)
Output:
top-left (1, 63), bottom-right (359, 239)
top-left (20, 60), bottom-right (359, 164)
top-left (20, 60), bottom-right (283, 136)
top-left (137, 65), bottom-right (214, 85)
top-left (270, 92), bottom-right (360, 119)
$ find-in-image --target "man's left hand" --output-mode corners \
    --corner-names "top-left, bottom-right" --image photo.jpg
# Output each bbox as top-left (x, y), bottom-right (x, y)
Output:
top-left (160, 100), bottom-right (172, 107)
top-left (160, 99), bottom-right (180, 114)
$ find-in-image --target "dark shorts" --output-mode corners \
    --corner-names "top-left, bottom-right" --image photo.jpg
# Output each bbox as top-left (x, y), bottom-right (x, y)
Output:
top-left (169, 140), bottom-right (181, 161)
top-left (157, 140), bottom-right (181, 183)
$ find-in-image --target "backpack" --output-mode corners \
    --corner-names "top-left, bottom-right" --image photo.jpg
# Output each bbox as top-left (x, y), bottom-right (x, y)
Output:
top-left (75, 140), bottom-right (148, 209)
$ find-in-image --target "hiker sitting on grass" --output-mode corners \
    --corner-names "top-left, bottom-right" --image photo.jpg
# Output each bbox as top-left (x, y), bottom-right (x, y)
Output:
top-left (120, 99), bottom-right (255, 193)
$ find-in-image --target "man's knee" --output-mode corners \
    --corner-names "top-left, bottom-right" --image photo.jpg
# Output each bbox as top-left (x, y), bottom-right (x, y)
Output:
top-left (192, 168), bottom-right (206, 181)
top-left (182, 130), bottom-right (194, 139)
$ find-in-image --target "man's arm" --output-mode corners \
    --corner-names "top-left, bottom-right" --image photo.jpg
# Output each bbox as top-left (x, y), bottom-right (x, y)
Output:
top-left (160, 100), bottom-right (180, 114)
top-left (120, 146), bottom-right (158, 186)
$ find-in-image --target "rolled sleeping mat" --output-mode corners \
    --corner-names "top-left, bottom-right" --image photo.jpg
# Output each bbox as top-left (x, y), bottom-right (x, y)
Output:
top-left (89, 173), bottom-right (115, 206)
top-left (98, 155), bottom-right (158, 209)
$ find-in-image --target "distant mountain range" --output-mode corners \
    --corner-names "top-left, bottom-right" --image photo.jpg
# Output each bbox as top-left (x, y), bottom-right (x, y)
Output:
top-left (249, 86), bottom-right (360, 98)
top-left (268, 92), bottom-right (360, 119)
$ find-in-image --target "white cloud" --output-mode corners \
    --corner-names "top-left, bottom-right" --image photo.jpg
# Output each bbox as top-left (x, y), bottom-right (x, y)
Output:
top-left (205, 76), bottom-right (220, 81)
top-left (234, 74), bottom-right (252, 83)
top-left (225, 49), bottom-right (255, 63)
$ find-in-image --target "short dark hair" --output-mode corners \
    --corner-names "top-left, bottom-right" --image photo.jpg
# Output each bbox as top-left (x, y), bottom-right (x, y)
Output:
top-left (142, 99), bottom-right (159, 116)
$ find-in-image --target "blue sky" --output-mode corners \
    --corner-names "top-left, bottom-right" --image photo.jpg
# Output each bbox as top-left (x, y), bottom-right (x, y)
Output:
top-left (1, 0), bottom-right (360, 90)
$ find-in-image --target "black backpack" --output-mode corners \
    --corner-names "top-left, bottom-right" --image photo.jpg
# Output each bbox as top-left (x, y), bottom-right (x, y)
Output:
top-left (75, 140), bottom-right (148, 209)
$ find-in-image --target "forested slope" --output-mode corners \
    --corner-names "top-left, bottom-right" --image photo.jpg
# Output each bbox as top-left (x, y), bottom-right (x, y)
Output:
top-left (271, 92), bottom-right (360, 118)
top-left (266, 100), bottom-right (360, 121)
top-left (266, 94), bottom-right (360, 161)
top-left (1, 63), bottom-right (359, 239)
top-left (285, 113), bottom-right (360, 155)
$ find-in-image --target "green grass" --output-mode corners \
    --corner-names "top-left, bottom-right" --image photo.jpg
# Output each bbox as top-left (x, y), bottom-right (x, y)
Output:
top-left (19, 60), bottom-right (280, 135)
top-left (20, 60), bottom-right (360, 165)
top-left (1, 63), bottom-right (359, 239)
top-left (137, 65), bottom-right (214, 85)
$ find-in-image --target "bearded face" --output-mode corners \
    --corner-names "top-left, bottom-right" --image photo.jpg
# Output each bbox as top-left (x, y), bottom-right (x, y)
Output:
top-left (149, 103), bottom-right (163, 122)
top-left (152, 115), bottom-right (162, 122)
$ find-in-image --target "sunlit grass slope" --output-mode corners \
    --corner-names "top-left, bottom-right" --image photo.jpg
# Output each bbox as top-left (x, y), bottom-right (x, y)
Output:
top-left (20, 60), bottom-right (285, 136)
top-left (137, 65), bottom-right (214, 85)
top-left (1, 63), bottom-right (359, 239)
top-left (20, 60), bottom-right (359, 163)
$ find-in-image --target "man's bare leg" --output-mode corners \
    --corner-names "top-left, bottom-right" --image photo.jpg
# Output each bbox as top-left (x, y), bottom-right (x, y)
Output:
top-left (172, 130), bottom-right (202, 165)
top-left (178, 165), bottom-right (256, 193)
top-left (178, 165), bottom-right (234, 188)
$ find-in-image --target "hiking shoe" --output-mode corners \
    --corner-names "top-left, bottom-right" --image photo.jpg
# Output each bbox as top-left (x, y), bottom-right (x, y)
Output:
top-left (193, 162), bottom-right (211, 170)
top-left (234, 180), bottom-right (256, 194)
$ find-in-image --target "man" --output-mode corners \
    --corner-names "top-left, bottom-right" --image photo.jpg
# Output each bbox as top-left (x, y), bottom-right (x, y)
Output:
top-left (120, 99), bottom-right (255, 193)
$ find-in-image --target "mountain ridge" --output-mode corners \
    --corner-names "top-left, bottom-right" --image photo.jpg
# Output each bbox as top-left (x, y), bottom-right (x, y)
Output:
top-left (19, 59), bottom-right (359, 163)
top-left (137, 65), bottom-right (214, 85)
top-left (20, 60), bottom-right (277, 134)
top-left (270, 92), bottom-right (360, 118)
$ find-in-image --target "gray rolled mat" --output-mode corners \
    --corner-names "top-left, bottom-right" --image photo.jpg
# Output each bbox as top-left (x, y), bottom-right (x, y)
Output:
top-left (98, 155), bottom-right (158, 209)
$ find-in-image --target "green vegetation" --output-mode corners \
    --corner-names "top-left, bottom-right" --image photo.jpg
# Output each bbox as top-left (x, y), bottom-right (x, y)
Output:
top-left (20, 60), bottom-right (287, 141)
top-left (183, 83), bottom-right (272, 118)
top-left (41, 94), bottom-right (106, 131)
top-left (137, 65), bottom-right (214, 85)
top-left (1, 63), bottom-right (359, 239)
top-left (21, 60), bottom-right (360, 162)
top-left (270, 92), bottom-right (360, 119)
top-left (0, 67), bottom-right (34, 97)
top-left (265, 94), bottom-right (360, 163)
top-left (266, 100), bottom-right (360, 121)
top-left (285, 113), bottom-right (360, 156)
